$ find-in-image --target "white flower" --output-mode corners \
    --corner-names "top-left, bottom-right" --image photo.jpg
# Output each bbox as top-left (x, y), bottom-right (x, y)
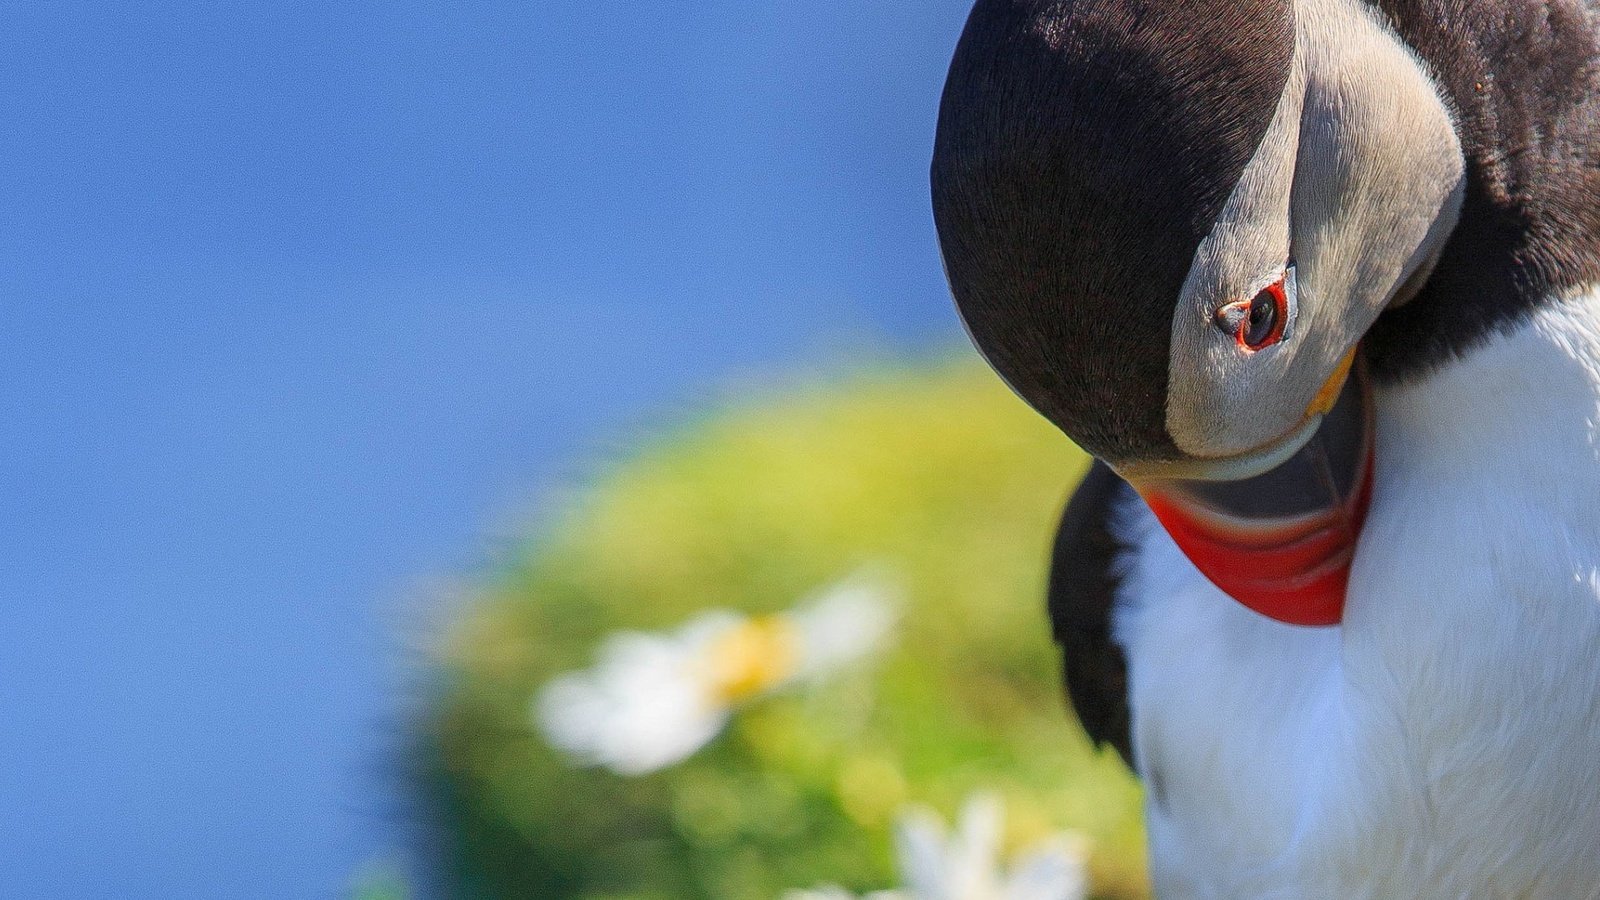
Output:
top-left (786, 794), bottom-right (1089, 900)
top-left (789, 575), bottom-right (899, 680)
top-left (533, 572), bottom-right (898, 775)
top-left (895, 794), bottom-right (1088, 900)
top-left (535, 612), bottom-right (738, 775)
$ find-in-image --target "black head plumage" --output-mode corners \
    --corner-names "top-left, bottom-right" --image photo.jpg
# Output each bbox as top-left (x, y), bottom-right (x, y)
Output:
top-left (931, 0), bottom-right (1293, 461)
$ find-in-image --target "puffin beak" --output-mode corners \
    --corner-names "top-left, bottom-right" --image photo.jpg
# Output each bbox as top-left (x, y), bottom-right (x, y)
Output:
top-left (1132, 353), bottom-right (1374, 626)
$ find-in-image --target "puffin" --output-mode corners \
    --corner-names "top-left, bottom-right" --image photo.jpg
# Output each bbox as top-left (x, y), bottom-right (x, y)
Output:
top-left (931, 0), bottom-right (1600, 895)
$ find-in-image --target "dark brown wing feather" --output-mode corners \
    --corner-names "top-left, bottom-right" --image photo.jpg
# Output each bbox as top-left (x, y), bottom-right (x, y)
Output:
top-left (1047, 459), bottom-right (1135, 768)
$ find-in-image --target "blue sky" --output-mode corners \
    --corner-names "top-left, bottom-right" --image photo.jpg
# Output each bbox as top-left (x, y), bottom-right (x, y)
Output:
top-left (1, 2), bottom-right (974, 896)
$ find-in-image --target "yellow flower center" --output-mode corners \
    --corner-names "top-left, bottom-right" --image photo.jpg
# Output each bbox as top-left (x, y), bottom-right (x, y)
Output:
top-left (705, 615), bottom-right (798, 703)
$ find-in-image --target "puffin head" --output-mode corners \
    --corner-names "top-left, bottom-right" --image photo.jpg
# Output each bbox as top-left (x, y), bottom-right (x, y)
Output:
top-left (931, 0), bottom-right (1465, 625)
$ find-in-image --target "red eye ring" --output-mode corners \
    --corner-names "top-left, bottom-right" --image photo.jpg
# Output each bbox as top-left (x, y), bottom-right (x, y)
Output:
top-left (1215, 276), bottom-right (1289, 351)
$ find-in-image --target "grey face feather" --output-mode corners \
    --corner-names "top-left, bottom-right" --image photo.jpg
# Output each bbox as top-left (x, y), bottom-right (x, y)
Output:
top-left (1162, 0), bottom-right (1465, 465)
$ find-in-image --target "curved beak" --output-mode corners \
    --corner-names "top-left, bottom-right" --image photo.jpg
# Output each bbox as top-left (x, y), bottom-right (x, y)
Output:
top-left (1131, 357), bottom-right (1374, 626)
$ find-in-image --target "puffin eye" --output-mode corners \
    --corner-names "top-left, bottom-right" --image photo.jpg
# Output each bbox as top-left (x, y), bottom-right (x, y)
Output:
top-left (1214, 272), bottom-right (1290, 351)
top-left (1243, 283), bottom-right (1284, 348)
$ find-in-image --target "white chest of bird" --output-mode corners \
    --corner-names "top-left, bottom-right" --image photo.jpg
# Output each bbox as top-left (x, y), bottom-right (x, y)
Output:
top-left (1117, 293), bottom-right (1600, 897)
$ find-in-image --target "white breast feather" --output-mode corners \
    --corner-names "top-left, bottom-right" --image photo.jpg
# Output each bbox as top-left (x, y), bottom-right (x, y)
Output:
top-left (1112, 290), bottom-right (1600, 897)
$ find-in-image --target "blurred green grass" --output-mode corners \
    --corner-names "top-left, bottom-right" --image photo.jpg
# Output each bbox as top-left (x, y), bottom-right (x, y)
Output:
top-left (419, 358), bottom-right (1148, 898)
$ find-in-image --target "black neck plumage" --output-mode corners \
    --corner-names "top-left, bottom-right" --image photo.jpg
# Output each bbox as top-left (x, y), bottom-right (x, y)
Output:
top-left (1363, 0), bottom-right (1600, 381)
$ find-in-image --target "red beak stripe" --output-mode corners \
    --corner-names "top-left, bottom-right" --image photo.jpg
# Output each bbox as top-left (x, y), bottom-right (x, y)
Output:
top-left (1139, 442), bottom-right (1374, 627)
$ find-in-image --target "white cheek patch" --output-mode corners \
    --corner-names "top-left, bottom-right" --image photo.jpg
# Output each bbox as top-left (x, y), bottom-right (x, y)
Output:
top-left (1166, 60), bottom-right (1308, 456)
top-left (1164, 0), bottom-right (1465, 460)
